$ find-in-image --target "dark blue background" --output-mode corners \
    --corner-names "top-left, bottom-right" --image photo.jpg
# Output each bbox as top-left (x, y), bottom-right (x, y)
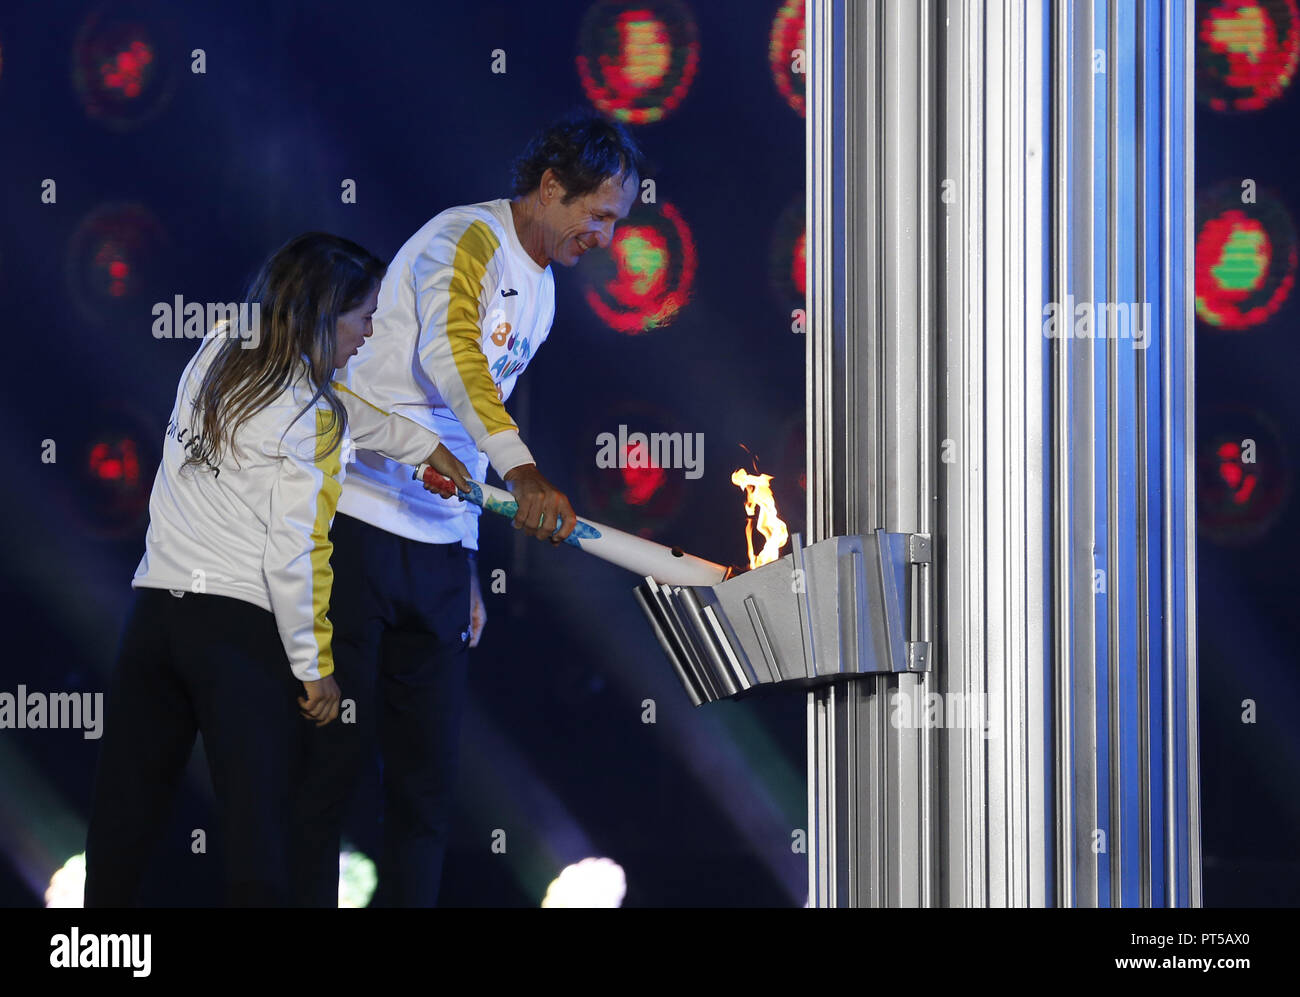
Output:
top-left (1193, 46), bottom-right (1300, 905)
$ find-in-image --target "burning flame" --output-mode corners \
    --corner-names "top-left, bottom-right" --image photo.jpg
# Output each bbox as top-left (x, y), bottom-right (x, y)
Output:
top-left (731, 469), bottom-right (789, 569)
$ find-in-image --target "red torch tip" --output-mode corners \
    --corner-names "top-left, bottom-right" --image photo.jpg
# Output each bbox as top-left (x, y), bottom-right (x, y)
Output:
top-left (416, 465), bottom-right (458, 499)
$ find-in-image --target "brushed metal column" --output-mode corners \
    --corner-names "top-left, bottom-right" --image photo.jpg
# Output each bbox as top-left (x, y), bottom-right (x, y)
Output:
top-left (804, 0), bottom-right (1198, 907)
top-left (806, 0), bottom-right (931, 909)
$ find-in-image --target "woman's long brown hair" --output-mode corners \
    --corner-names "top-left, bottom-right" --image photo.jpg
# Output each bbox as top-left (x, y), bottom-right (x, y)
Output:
top-left (184, 232), bottom-right (385, 472)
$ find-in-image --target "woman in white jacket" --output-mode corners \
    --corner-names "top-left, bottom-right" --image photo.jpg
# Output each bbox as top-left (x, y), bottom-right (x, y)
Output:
top-left (84, 233), bottom-right (469, 906)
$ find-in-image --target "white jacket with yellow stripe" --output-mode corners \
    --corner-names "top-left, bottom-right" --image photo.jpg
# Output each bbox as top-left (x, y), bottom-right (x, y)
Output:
top-left (336, 197), bottom-right (555, 547)
top-left (132, 336), bottom-right (441, 682)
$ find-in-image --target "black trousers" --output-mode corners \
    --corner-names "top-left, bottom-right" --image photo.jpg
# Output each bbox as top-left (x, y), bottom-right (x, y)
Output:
top-left (84, 587), bottom-right (306, 906)
top-left (292, 512), bottom-right (470, 908)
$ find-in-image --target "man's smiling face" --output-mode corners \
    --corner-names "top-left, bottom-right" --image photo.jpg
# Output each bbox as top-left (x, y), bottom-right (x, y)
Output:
top-left (543, 169), bottom-right (639, 267)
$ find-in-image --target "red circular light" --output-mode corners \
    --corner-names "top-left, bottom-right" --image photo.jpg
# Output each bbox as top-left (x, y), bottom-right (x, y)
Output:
top-left (66, 203), bottom-right (168, 322)
top-left (1196, 406), bottom-right (1290, 544)
top-left (620, 447), bottom-right (667, 506)
top-left (65, 404), bottom-right (156, 539)
top-left (73, 4), bottom-right (177, 130)
top-left (88, 439), bottom-right (141, 485)
top-left (578, 402), bottom-right (689, 535)
top-left (770, 0), bottom-right (807, 117)
top-left (1195, 182), bottom-right (1297, 330)
top-left (1197, 0), bottom-right (1300, 111)
top-left (582, 202), bottom-right (697, 335)
top-left (576, 0), bottom-right (700, 124)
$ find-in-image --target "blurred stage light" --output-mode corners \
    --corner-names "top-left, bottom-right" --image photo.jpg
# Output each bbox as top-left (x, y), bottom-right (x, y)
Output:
top-left (579, 401), bottom-right (688, 536)
top-left (72, 2), bottom-right (178, 130)
top-left (621, 454), bottom-right (667, 506)
top-left (769, 196), bottom-right (806, 317)
top-left (540, 857), bottom-right (627, 907)
top-left (44, 848), bottom-right (381, 908)
top-left (1196, 405), bottom-right (1290, 544)
top-left (793, 231), bottom-right (805, 296)
top-left (45, 853), bottom-right (86, 909)
top-left (66, 203), bottom-right (168, 324)
top-left (1194, 182), bottom-right (1297, 330)
top-left (79, 432), bottom-right (150, 534)
top-left (338, 848), bottom-right (377, 908)
top-left (88, 438), bottom-right (141, 486)
top-left (63, 403), bottom-right (155, 539)
top-left (576, 0), bottom-right (700, 124)
top-left (581, 201), bottom-right (697, 334)
top-left (770, 0), bottom-right (807, 116)
top-left (1197, 0), bottom-right (1300, 111)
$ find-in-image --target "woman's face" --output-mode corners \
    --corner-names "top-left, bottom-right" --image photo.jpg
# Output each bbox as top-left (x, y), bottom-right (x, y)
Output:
top-left (333, 282), bottom-right (379, 369)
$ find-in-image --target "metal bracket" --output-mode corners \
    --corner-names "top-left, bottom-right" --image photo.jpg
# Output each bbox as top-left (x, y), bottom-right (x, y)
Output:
top-left (906, 532), bottom-right (932, 675)
top-left (908, 533), bottom-right (931, 563)
top-left (635, 530), bottom-right (931, 706)
top-left (907, 641), bottom-right (929, 672)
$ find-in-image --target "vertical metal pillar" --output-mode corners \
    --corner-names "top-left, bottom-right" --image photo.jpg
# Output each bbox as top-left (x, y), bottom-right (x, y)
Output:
top-left (806, 0), bottom-right (930, 908)
top-left (805, 0), bottom-right (1199, 908)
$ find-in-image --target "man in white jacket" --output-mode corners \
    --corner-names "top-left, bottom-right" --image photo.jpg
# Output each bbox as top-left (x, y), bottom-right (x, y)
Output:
top-left (295, 110), bottom-right (646, 906)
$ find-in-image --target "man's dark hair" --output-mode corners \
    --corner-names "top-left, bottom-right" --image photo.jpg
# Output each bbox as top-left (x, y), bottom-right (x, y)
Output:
top-left (511, 108), bottom-right (648, 203)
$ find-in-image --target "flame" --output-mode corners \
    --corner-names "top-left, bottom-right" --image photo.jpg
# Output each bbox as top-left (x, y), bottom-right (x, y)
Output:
top-left (731, 469), bottom-right (789, 569)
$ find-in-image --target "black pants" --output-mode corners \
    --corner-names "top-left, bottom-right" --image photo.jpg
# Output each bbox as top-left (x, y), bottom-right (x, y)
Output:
top-left (84, 588), bottom-right (305, 906)
top-left (292, 512), bottom-right (470, 908)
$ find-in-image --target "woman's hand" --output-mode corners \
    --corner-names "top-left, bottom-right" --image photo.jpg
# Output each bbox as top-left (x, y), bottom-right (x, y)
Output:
top-left (299, 675), bottom-right (341, 726)
top-left (468, 558), bottom-right (486, 647)
top-left (426, 443), bottom-right (471, 494)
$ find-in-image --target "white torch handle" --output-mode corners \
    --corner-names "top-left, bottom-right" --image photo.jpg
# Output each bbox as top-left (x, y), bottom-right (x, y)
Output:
top-left (414, 466), bottom-right (731, 587)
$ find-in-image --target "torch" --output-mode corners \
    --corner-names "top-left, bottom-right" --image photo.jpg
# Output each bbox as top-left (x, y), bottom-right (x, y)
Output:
top-left (413, 464), bottom-right (733, 587)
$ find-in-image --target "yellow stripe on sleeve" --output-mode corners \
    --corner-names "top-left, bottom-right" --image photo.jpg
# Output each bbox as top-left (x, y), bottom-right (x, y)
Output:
top-left (446, 220), bottom-right (517, 436)
top-left (333, 381), bottom-right (388, 415)
top-left (309, 408), bottom-right (343, 678)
